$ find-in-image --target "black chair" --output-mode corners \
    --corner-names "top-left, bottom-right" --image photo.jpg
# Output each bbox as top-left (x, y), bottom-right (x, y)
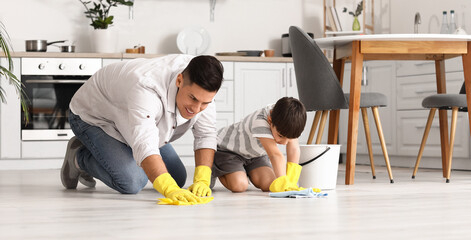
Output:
top-left (289, 26), bottom-right (394, 183)
top-left (412, 82), bottom-right (467, 183)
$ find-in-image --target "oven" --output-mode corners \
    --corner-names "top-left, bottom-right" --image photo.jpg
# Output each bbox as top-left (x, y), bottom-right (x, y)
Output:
top-left (21, 58), bottom-right (102, 141)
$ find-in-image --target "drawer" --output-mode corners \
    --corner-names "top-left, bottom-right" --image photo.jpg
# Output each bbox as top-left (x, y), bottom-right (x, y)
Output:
top-left (221, 61), bottom-right (234, 80)
top-left (214, 81), bottom-right (233, 112)
top-left (396, 110), bottom-right (469, 158)
top-left (396, 72), bottom-right (464, 110)
top-left (396, 58), bottom-right (463, 77)
top-left (22, 141), bottom-right (68, 159)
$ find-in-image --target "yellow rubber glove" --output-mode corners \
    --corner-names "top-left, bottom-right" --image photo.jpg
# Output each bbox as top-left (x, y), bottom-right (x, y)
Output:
top-left (187, 165), bottom-right (212, 197)
top-left (153, 173), bottom-right (213, 205)
top-left (269, 175), bottom-right (301, 192)
top-left (286, 162), bottom-right (305, 191)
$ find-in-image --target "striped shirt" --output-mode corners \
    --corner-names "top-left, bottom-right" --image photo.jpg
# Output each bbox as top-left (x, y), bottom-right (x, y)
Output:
top-left (217, 104), bottom-right (274, 159)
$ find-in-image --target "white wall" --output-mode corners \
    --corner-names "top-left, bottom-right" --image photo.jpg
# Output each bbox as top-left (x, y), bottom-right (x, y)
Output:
top-left (390, 0), bottom-right (470, 34)
top-left (0, 0), bottom-right (327, 56)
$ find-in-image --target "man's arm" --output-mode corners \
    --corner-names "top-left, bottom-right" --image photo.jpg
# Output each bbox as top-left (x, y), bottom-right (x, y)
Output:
top-left (286, 138), bottom-right (300, 164)
top-left (258, 138), bottom-right (286, 177)
top-left (141, 154), bottom-right (168, 182)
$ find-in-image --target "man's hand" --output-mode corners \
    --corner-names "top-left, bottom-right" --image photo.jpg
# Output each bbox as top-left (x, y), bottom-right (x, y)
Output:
top-left (153, 173), bottom-right (213, 205)
top-left (188, 165), bottom-right (212, 197)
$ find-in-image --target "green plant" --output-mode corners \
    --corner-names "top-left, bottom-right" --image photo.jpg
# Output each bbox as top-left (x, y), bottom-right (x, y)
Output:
top-left (343, 1), bottom-right (363, 17)
top-left (0, 22), bottom-right (29, 122)
top-left (79, 0), bottom-right (134, 29)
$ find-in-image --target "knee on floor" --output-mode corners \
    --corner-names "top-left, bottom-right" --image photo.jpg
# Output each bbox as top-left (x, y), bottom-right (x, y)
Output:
top-left (117, 176), bottom-right (148, 194)
top-left (228, 178), bottom-right (249, 193)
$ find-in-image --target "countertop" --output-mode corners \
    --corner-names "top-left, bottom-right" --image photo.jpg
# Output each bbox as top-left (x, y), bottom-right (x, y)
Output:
top-left (9, 52), bottom-right (293, 63)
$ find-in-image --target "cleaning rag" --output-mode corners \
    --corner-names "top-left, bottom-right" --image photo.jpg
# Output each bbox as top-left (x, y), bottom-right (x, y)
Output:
top-left (269, 188), bottom-right (328, 198)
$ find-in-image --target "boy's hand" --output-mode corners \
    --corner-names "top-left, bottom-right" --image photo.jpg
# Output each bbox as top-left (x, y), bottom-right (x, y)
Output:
top-left (269, 175), bottom-right (301, 192)
top-left (188, 165), bottom-right (212, 197)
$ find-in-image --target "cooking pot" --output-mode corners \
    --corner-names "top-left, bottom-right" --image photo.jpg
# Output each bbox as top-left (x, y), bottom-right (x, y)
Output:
top-left (57, 45), bottom-right (76, 53)
top-left (25, 40), bottom-right (66, 52)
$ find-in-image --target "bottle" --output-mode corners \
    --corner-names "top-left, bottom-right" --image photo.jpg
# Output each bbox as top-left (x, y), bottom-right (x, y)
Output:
top-left (440, 11), bottom-right (449, 34)
top-left (449, 10), bottom-right (457, 34)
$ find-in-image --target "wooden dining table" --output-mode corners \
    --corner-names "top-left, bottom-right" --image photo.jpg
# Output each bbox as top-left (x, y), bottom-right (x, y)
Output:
top-left (315, 34), bottom-right (471, 185)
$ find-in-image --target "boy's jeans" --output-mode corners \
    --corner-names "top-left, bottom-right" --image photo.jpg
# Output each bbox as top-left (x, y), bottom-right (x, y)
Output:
top-left (68, 111), bottom-right (187, 194)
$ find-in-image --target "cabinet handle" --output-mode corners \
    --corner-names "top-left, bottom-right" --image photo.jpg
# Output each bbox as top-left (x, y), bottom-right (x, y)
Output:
top-left (282, 68), bottom-right (286, 88)
top-left (362, 66), bottom-right (368, 86)
top-left (289, 68), bottom-right (293, 87)
top-left (414, 62), bottom-right (434, 67)
top-left (414, 89), bottom-right (436, 94)
top-left (415, 124), bottom-right (440, 129)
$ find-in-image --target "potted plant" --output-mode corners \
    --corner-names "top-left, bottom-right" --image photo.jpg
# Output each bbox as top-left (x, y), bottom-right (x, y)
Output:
top-left (0, 22), bottom-right (29, 122)
top-left (343, 1), bottom-right (363, 31)
top-left (79, 0), bottom-right (134, 52)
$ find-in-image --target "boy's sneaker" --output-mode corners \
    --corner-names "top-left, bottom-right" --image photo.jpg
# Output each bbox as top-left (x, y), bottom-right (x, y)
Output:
top-left (61, 136), bottom-right (95, 189)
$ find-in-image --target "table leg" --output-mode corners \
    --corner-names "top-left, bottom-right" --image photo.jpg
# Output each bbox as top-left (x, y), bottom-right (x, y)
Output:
top-left (462, 42), bottom-right (471, 137)
top-left (328, 56), bottom-right (345, 144)
top-left (345, 41), bottom-right (363, 185)
top-left (435, 60), bottom-right (449, 178)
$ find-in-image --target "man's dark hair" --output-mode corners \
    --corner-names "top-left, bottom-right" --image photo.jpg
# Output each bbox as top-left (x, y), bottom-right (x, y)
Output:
top-left (182, 55), bottom-right (224, 92)
top-left (271, 97), bottom-right (307, 139)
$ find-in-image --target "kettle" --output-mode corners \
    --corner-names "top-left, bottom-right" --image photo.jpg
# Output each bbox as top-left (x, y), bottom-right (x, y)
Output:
top-left (281, 32), bottom-right (314, 57)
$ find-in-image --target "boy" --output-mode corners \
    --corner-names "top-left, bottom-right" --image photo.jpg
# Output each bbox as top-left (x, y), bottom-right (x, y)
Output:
top-left (212, 97), bottom-right (307, 192)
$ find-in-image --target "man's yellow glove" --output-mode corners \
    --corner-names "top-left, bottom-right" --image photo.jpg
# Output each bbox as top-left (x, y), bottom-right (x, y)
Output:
top-left (269, 175), bottom-right (301, 192)
top-left (187, 165), bottom-right (212, 197)
top-left (153, 173), bottom-right (213, 205)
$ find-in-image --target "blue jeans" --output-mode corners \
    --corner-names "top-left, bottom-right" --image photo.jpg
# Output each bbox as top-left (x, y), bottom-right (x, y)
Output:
top-left (68, 111), bottom-right (187, 194)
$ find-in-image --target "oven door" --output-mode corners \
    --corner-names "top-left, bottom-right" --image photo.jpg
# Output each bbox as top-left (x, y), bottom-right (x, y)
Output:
top-left (21, 75), bottom-right (88, 141)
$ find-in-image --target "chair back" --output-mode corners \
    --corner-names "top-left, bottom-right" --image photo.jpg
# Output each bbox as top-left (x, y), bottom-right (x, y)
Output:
top-left (459, 81), bottom-right (466, 94)
top-left (289, 26), bottom-right (348, 111)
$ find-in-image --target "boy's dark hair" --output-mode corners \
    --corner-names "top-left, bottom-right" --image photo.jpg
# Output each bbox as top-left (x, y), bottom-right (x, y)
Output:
top-left (271, 97), bottom-right (307, 139)
top-left (182, 55), bottom-right (224, 92)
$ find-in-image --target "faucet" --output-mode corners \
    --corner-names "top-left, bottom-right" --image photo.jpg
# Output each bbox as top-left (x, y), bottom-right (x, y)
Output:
top-left (414, 12), bottom-right (421, 33)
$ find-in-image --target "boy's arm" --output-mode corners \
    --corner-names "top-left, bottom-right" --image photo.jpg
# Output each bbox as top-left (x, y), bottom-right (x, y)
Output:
top-left (258, 137), bottom-right (286, 177)
top-left (286, 138), bottom-right (300, 164)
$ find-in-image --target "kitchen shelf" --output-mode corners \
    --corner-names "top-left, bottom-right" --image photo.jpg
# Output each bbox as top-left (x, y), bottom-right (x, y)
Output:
top-left (323, 0), bottom-right (374, 37)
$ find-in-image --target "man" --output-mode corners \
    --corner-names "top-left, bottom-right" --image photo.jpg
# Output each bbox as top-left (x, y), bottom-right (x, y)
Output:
top-left (61, 54), bottom-right (224, 205)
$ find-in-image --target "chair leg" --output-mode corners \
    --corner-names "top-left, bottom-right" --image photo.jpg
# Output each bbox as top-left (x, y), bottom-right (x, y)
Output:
top-left (412, 108), bottom-right (436, 179)
top-left (315, 110), bottom-right (329, 144)
top-left (371, 107), bottom-right (394, 183)
top-left (307, 111), bottom-right (322, 144)
top-left (446, 107), bottom-right (459, 183)
top-left (361, 108), bottom-right (376, 179)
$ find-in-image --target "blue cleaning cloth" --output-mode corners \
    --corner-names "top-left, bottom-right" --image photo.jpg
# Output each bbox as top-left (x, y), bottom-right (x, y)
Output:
top-left (269, 188), bottom-right (328, 198)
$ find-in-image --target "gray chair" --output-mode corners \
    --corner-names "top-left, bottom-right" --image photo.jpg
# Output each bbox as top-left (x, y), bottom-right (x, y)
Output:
top-left (289, 26), bottom-right (394, 183)
top-left (412, 83), bottom-right (467, 183)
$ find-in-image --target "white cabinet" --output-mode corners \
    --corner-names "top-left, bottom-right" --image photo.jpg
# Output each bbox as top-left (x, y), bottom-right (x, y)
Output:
top-left (0, 58), bottom-right (21, 159)
top-left (339, 61), bottom-right (397, 155)
top-left (234, 62), bottom-right (298, 121)
top-left (395, 59), bottom-right (468, 159)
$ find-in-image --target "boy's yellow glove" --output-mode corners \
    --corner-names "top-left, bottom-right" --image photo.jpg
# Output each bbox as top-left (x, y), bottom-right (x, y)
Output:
top-left (153, 173), bottom-right (213, 205)
top-left (269, 175), bottom-right (301, 192)
top-left (286, 162), bottom-right (305, 191)
top-left (187, 165), bottom-right (212, 197)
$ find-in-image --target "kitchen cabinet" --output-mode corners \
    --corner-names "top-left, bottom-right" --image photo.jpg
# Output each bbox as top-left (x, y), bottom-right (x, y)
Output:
top-left (234, 62), bottom-right (298, 121)
top-left (395, 59), bottom-right (469, 159)
top-left (0, 58), bottom-right (21, 159)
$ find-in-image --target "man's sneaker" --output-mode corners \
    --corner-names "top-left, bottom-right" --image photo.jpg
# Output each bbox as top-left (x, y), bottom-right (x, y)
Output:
top-left (60, 136), bottom-right (84, 189)
top-left (79, 173), bottom-right (96, 188)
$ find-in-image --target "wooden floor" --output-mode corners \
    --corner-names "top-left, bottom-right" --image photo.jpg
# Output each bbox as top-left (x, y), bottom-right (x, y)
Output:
top-left (2, 164), bottom-right (471, 239)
